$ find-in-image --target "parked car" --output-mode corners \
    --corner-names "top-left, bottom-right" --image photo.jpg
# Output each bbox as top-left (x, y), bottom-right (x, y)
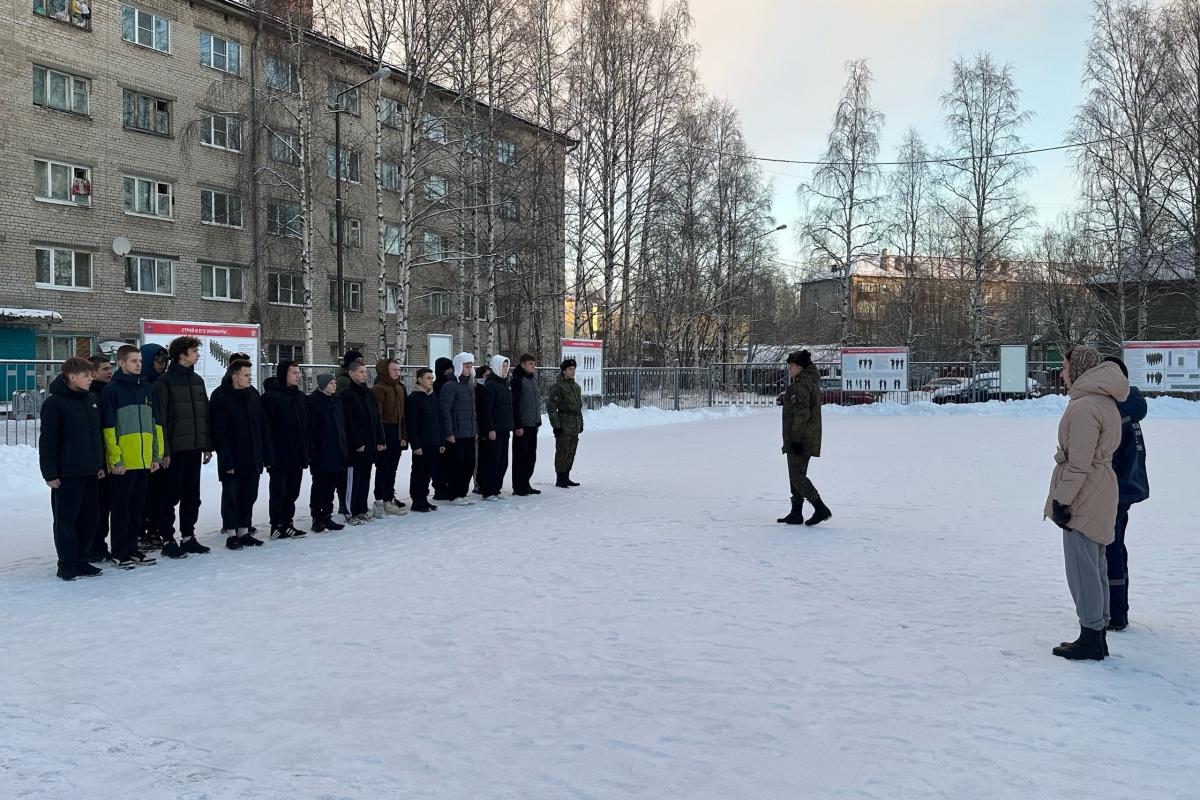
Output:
top-left (931, 371), bottom-right (1041, 404)
top-left (920, 376), bottom-right (969, 393)
top-left (775, 377), bottom-right (877, 407)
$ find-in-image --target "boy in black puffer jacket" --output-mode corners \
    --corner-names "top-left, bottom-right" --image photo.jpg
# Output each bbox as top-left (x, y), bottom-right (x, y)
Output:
top-left (307, 374), bottom-right (348, 532)
top-left (338, 360), bottom-right (385, 524)
top-left (406, 368), bottom-right (442, 512)
top-left (263, 360), bottom-right (310, 539)
top-left (209, 360), bottom-right (274, 549)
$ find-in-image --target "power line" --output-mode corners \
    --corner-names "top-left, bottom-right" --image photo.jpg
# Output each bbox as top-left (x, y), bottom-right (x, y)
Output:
top-left (684, 128), bottom-right (1158, 168)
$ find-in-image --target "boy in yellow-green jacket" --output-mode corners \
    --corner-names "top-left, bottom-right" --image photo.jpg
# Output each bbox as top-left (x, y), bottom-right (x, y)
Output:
top-left (100, 345), bottom-right (164, 568)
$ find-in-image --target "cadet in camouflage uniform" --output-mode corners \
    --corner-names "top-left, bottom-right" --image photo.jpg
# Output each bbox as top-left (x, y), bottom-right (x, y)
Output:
top-left (778, 350), bottom-right (832, 526)
top-left (546, 358), bottom-right (584, 488)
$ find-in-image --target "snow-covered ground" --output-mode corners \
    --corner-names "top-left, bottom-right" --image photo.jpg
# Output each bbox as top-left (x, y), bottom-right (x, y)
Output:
top-left (2, 403), bottom-right (1198, 799)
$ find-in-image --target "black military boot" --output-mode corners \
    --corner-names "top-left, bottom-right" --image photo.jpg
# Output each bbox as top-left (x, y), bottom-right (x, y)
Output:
top-left (565, 473), bottom-right (580, 487)
top-left (1052, 626), bottom-right (1106, 661)
top-left (777, 499), bottom-right (805, 524)
top-left (555, 471), bottom-right (572, 488)
top-left (805, 498), bottom-right (832, 527)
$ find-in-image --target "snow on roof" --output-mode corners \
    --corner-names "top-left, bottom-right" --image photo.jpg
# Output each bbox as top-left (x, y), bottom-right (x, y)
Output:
top-left (745, 343), bottom-right (841, 364)
top-left (0, 308), bottom-right (63, 323)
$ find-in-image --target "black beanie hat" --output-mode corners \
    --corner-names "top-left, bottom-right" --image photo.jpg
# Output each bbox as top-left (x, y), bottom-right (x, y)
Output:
top-left (342, 349), bottom-right (363, 368)
top-left (787, 350), bottom-right (812, 367)
top-left (561, 358), bottom-right (577, 372)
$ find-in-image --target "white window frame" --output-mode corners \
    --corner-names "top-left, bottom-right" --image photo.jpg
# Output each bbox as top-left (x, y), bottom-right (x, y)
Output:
top-left (381, 161), bottom-right (401, 192)
top-left (265, 56), bottom-right (299, 93)
top-left (123, 175), bottom-right (174, 219)
top-left (383, 224), bottom-right (402, 256)
top-left (267, 271), bottom-right (304, 306)
top-left (385, 284), bottom-right (401, 314)
top-left (327, 81), bottom-right (360, 115)
top-left (423, 175), bottom-right (447, 203)
top-left (33, 65), bottom-right (90, 115)
top-left (122, 88), bottom-right (171, 135)
top-left (423, 231), bottom-right (448, 261)
top-left (34, 159), bottom-right (91, 206)
top-left (325, 145), bottom-right (361, 182)
top-left (420, 113), bottom-right (447, 144)
top-left (329, 279), bottom-right (362, 312)
top-left (201, 262), bottom-right (244, 302)
top-left (201, 189), bottom-right (244, 228)
top-left (377, 97), bottom-right (401, 128)
top-left (200, 113), bottom-right (242, 152)
top-left (121, 4), bottom-right (171, 54)
top-left (328, 214), bottom-right (362, 248)
top-left (124, 255), bottom-right (174, 295)
top-left (199, 32), bottom-right (240, 75)
top-left (35, 246), bottom-right (92, 291)
top-left (268, 130), bottom-right (300, 165)
top-left (427, 291), bottom-right (451, 317)
top-left (269, 342), bottom-right (304, 363)
top-left (496, 139), bottom-right (516, 164)
top-left (268, 202), bottom-right (303, 238)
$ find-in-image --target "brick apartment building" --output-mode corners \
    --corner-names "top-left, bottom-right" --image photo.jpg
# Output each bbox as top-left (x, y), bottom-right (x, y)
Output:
top-left (1, 0), bottom-right (569, 374)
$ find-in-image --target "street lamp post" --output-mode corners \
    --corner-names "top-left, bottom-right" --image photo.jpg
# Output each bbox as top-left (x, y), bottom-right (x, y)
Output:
top-left (332, 66), bottom-right (391, 357)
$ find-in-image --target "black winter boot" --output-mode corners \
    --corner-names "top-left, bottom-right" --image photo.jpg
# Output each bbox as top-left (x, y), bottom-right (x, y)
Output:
top-left (556, 472), bottom-right (572, 488)
top-left (160, 539), bottom-right (188, 559)
top-left (805, 498), bottom-right (832, 527)
top-left (777, 499), bottom-right (805, 524)
top-left (180, 536), bottom-right (211, 555)
top-left (1052, 626), bottom-right (1106, 661)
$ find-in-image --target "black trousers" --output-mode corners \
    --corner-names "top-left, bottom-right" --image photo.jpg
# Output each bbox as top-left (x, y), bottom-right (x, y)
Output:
top-left (450, 438), bottom-right (477, 499)
top-left (512, 427), bottom-right (539, 491)
top-left (220, 472), bottom-right (260, 532)
top-left (141, 468), bottom-right (168, 545)
top-left (89, 471), bottom-right (112, 558)
top-left (347, 453), bottom-right (373, 515)
top-left (409, 450), bottom-right (437, 507)
top-left (1107, 501), bottom-right (1132, 621)
top-left (269, 466), bottom-right (304, 528)
top-left (310, 468), bottom-right (341, 520)
top-left (433, 446), bottom-right (455, 499)
top-left (109, 470), bottom-right (148, 560)
top-left (51, 475), bottom-right (98, 566)
top-left (478, 432), bottom-right (511, 497)
top-left (160, 448), bottom-right (203, 541)
top-left (375, 424), bottom-right (403, 502)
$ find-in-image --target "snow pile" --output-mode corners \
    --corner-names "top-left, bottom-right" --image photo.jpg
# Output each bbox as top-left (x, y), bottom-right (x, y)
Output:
top-left (0, 445), bottom-right (48, 497)
top-left (577, 403), bottom-right (761, 431)
top-left (828, 393), bottom-right (1200, 419)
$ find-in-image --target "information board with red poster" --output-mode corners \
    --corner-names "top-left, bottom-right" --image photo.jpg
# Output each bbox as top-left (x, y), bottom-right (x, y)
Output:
top-left (141, 319), bottom-right (260, 396)
top-left (840, 346), bottom-right (909, 392)
top-left (561, 338), bottom-right (603, 396)
top-left (1122, 340), bottom-right (1200, 392)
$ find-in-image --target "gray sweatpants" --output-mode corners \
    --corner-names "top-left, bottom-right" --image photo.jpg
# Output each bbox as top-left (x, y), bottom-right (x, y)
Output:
top-left (1063, 528), bottom-right (1111, 631)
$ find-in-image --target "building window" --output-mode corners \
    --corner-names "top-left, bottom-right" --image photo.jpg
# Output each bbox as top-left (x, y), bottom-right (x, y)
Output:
top-left (499, 198), bottom-right (519, 221)
top-left (37, 333), bottom-right (98, 361)
top-left (329, 279), bottom-right (362, 312)
top-left (33, 0), bottom-right (92, 29)
top-left (423, 175), bottom-right (447, 202)
top-left (269, 342), bottom-right (303, 364)
top-left (268, 201), bottom-right (302, 237)
top-left (267, 271), bottom-right (304, 306)
top-left (423, 231), bottom-right (447, 261)
top-left (328, 214), bottom-right (362, 248)
top-left (35, 246), bottom-right (91, 290)
top-left (265, 56), bottom-right (299, 93)
top-left (420, 113), bottom-right (446, 144)
top-left (326, 80), bottom-right (360, 115)
top-left (34, 159), bottom-right (91, 206)
top-left (33, 65), bottom-right (89, 115)
top-left (504, 254), bottom-right (519, 272)
top-left (381, 161), bottom-right (401, 191)
top-left (121, 5), bottom-right (170, 53)
top-left (122, 89), bottom-right (171, 135)
top-left (201, 114), bottom-right (241, 152)
top-left (465, 132), bottom-right (484, 157)
top-left (385, 284), bottom-right (401, 314)
top-left (384, 224), bottom-right (401, 256)
top-left (201, 189), bottom-right (243, 228)
top-left (378, 97), bottom-right (401, 128)
top-left (124, 255), bottom-right (173, 295)
top-left (201, 263), bottom-right (243, 301)
top-left (427, 291), bottom-right (451, 317)
top-left (268, 130), bottom-right (300, 165)
top-left (123, 176), bottom-right (173, 219)
top-left (496, 139), bottom-right (516, 164)
top-left (200, 33), bottom-right (240, 75)
top-left (325, 145), bottom-right (361, 182)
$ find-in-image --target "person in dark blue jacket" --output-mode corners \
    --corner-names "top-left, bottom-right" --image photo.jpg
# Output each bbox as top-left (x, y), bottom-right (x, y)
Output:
top-left (138, 342), bottom-right (171, 555)
top-left (1103, 357), bottom-right (1150, 631)
top-left (307, 374), bottom-right (347, 532)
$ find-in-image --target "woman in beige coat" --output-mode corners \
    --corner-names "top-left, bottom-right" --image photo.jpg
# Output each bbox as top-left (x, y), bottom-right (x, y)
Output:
top-left (1045, 346), bottom-right (1129, 661)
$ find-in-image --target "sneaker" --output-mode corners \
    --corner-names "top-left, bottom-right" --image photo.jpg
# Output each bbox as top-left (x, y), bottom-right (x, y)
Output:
top-left (324, 516), bottom-right (345, 531)
top-left (114, 558), bottom-right (136, 570)
top-left (240, 534), bottom-right (265, 547)
top-left (130, 551), bottom-right (157, 566)
top-left (226, 535), bottom-right (244, 551)
top-left (311, 517), bottom-right (328, 533)
top-left (56, 563), bottom-right (79, 581)
top-left (411, 503), bottom-right (435, 513)
top-left (344, 515), bottom-right (365, 527)
top-left (247, 526), bottom-right (258, 535)
top-left (270, 526), bottom-right (292, 540)
top-left (372, 500), bottom-right (387, 519)
top-left (527, 488), bottom-right (542, 495)
top-left (88, 548), bottom-right (112, 564)
top-left (353, 514), bottom-right (373, 524)
top-left (483, 495), bottom-right (499, 502)
top-left (180, 537), bottom-right (211, 555)
top-left (160, 540), bottom-right (189, 559)
top-left (288, 525), bottom-right (308, 538)
top-left (75, 562), bottom-right (103, 577)
top-left (384, 500), bottom-right (408, 516)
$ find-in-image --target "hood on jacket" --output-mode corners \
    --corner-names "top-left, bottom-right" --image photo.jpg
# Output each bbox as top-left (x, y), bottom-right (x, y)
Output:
top-left (452, 352), bottom-right (475, 378)
top-left (275, 360), bottom-right (298, 383)
top-left (48, 373), bottom-right (87, 398)
top-left (140, 343), bottom-right (167, 381)
top-left (1069, 360), bottom-right (1130, 403)
top-left (489, 355), bottom-right (510, 380)
top-left (376, 358), bottom-right (400, 386)
top-left (435, 357), bottom-right (454, 377)
top-left (263, 376), bottom-right (280, 393)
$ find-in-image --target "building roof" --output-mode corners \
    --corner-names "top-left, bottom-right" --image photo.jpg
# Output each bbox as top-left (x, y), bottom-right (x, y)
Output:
top-left (1090, 245), bottom-right (1196, 285)
top-left (745, 343), bottom-right (841, 364)
top-left (216, 0), bottom-right (576, 146)
top-left (0, 308), bottom-right (64, 324)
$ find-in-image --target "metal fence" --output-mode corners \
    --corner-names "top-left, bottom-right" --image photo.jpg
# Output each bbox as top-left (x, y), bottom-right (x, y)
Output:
top-left (4, 357), bottom-right (1195, 449)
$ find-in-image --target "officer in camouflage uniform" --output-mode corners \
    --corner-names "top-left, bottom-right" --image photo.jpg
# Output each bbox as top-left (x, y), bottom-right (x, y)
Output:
top-left (547, 358), bottom-right (584, 488)
top-left (778, 350), bottom-right (832, 526)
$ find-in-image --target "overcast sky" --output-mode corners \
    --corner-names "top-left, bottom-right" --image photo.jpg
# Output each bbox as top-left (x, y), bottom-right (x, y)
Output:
top-left (687, 0), bottom-right (1095, 266)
